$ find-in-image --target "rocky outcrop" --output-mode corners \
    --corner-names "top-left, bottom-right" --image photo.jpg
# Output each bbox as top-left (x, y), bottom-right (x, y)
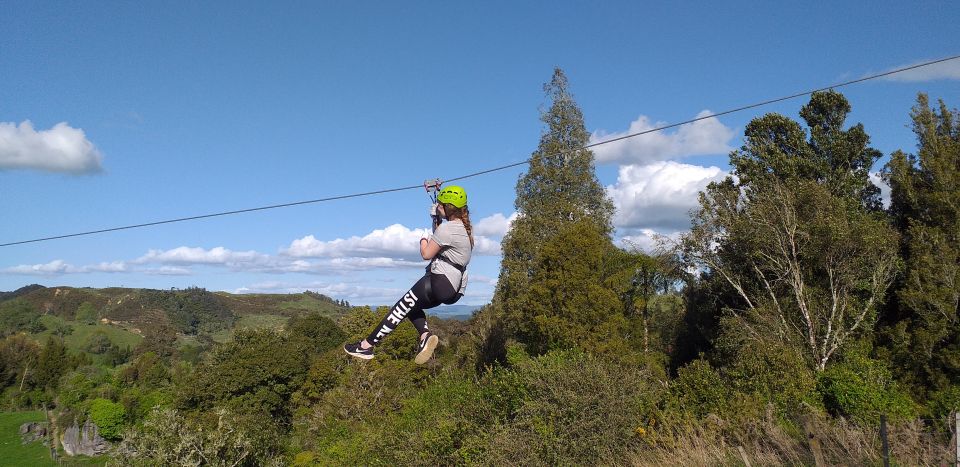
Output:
top-left (60, 420), bottom-right (110, 457)
top-left (19, 422), bottom-right (48, 443)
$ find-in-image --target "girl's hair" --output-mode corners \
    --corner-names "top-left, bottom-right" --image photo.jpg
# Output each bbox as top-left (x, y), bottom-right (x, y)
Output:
top-left (442, 203), bottom-right (474, 248)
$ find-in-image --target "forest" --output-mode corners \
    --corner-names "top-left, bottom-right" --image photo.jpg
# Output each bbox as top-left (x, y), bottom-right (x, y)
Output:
top-left (1, 68), bottom-right (958, 465)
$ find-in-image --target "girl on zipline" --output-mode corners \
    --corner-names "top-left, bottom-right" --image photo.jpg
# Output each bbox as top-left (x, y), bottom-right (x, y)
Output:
top-left (344, 185), bottom-right (473, 364)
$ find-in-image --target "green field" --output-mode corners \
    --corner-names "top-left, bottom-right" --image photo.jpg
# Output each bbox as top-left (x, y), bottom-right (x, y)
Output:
top-left (0, 411), bottom-right (54, 467)
top-left (33, 316), bottom-right (143, 366)
top-left (35, 316), bottom-right (143, 362)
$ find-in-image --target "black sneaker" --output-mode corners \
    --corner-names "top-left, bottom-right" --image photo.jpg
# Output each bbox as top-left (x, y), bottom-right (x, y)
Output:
top-left (343, 342), bottom-right (374, 360)
top-left (414, 333), bottom-right (439, 364)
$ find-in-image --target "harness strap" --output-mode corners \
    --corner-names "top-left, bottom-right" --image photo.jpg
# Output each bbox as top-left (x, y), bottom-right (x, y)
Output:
top-left (436, 254), bottom-right (466, 273)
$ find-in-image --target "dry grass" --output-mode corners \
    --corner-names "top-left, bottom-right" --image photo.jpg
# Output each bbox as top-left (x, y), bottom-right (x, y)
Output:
top-left (630, 413), bottom-right (954, 467)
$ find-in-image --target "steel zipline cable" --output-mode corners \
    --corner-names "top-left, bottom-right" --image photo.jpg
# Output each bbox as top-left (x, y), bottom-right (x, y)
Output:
top-left (3, 54), bottom-right (959, 248)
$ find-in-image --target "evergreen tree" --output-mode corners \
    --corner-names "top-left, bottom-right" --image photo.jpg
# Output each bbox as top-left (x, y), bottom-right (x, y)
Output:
top-left (492, 68), bottom-right (615, 351)
top-left (34, 336), bottom-right (70, 390)
top-left (881, 94), bottom-right (960, 397)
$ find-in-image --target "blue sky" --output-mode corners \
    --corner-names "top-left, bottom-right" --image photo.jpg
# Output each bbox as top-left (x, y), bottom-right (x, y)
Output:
top-left (2, 1), bottom-right (958, 306)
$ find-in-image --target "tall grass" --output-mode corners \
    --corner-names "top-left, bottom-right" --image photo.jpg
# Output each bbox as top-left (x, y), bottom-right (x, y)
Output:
top-left (632, 414), bottom-right (954, 466)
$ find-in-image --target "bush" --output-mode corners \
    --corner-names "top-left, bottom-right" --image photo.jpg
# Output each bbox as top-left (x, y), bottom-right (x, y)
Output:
top-left (818, 354), bottom-right (918, 425)
top-left (669, 359), bottom-right (729, 419)
top-left (723, 340), bottom-right (818, 416)
top-left (89, 398), bottom-right (126, 440)
top-left (927, 385), bottom-right (960, 420)
top-left (117, 407), bottom-right (284, 466)
top-left (480, 350), bottom-right (658, 465)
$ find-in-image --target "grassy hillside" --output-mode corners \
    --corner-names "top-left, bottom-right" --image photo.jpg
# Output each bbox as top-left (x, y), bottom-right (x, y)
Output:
top-left (0, 411), bottom-right (53, 467)
top-left (1, 286), bottom-right (351, 360)
top-left (2, 286), bottom-right (349, 329)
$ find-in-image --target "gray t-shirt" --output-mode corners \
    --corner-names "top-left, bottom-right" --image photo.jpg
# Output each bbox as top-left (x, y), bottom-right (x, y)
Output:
top-left (428, 220), bottom-right (471, 294)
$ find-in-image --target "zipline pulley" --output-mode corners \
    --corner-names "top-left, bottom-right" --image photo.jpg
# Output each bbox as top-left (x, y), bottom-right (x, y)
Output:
top-left (423, 178), bottom-right (443, 229)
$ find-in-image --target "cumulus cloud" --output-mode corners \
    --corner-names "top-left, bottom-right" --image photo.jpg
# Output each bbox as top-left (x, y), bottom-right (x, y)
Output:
top-left (285, 221), bottom-right (507, 259)
top-left (283, 224), bottom-right (430, 259)
top-left (878, 58), bottom-right (960, 82)
top-left (591, 111), bottom-right (735, 165)
top-left (607, 161), bottom-right (727, 231)
top-left (474, 212), bottom-right (517, 238)
top-left (0, 121), bottom-right (103, 173)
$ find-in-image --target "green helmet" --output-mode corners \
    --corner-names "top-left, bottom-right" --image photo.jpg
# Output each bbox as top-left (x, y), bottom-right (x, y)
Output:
top-left (437, 185), bottom-right (468, 208)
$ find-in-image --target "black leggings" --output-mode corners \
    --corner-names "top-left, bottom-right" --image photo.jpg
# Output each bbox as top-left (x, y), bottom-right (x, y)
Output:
top-left (367, 273), bottom-right (460, 345)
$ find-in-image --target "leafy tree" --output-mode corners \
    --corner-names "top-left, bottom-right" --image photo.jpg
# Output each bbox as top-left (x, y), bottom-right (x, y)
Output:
top-left (89, 398), bottom-right (126, 440)
top-left (287, 312), bottom-right (346, 356)
top-left (178, 329), bottom-right (310, 424)
top-left (680, 91), bottom-right (897, 371)
top-left (880, 94), bottom-right (960, 396)
top-left (493, 68), bottom-right (614, 351)
top-left (135, 323), bottom-right (178, 360)
top-left (84, 331), bottom-right (112, 354)
top-left (0, 299), bottom-right (45, 336)
top-left (75, 301), bottom-right (98, 324)
top-left (141, 287), bottom-right (235, 335)
top-left (0, 334), bottom-right (40, 390)
top-left (606, 248), bottom-right (684, 355)
top-left (119, 352), bottom-right (171, 389)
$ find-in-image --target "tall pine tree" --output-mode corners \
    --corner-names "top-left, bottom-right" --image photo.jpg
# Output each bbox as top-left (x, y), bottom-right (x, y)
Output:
top-left (491, 68), bottom-right (616, 354)
top-left (881, 94), bottom-right (960, 398)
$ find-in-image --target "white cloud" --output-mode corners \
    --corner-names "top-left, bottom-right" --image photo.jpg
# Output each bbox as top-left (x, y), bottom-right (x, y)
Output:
top-left (607, 161), bottom-right (727, 231)
top-left (474, 212), bottom-right (517, 238)
top-left (617, 229), bottom-right (683, 254)
top-left (2, 260), bottom-right (127, 275)
top-left (136, 246), bottom-right (270, 266)
top-left (285, 222), bottom-right (505, 259)
top-left (0, 121), bottom-right (103, 173)
top-left (142, 266), bottom-right (193, 276)
top-left (879, 58), bottom-right (960, 82)
top-left (283, 224), bottom-right (430, 259)
top-left (591, 111), bottom-right (735, 165)
top-left (469, 274), bottom-right (498, 285)
top-left (472, 236), bottom-right (504, 256)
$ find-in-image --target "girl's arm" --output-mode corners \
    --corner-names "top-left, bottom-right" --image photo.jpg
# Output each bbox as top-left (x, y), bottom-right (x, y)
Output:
top-left (420, 238), bottom-right (441, 260)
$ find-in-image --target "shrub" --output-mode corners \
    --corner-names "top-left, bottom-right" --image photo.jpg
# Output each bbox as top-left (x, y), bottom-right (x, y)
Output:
top-left (117, 407), bottom-right (284, 466)
top-left (669, 359), bottom-right (729, 419)
top-left (480, 350), bottom-right (658, 465)
top-left (89, 398), bottom-right (126, 440)
top-left (723, 340), bottom-right (819, 416)
top-left (818, 354), bottom-right (918, 425)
